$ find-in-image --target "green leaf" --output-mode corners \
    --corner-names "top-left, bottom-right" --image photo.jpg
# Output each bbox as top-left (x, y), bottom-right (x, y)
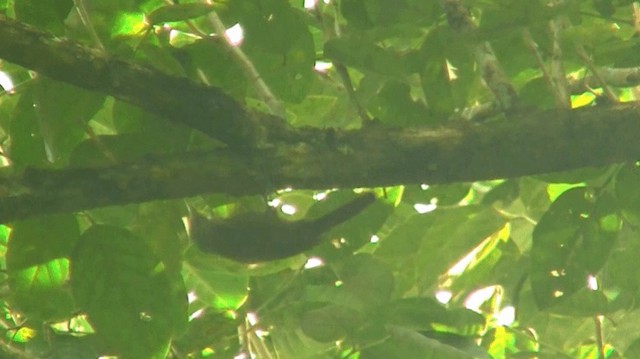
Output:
top-left (520, 76), bottom-right (557, 109)
top-left (6, 214), bottom-right (79, 322)
top-left (146, 3), bottom-right (215, 25)
top-left (300, 304), bottom-right (364, 342)
top-left (9, 86), bottom-right (48, 167)
top-left (324, 37), bottom-right (414, 79)
top-left (369, 80), bottom-right (432, 126)
top-left (136, 42), bottom-right (189, 77)
top-left (217, 0), bottom-right (315, 103)
top-left (378, 297), bottom-right (485, 333)
top-left (336, 254), bottom-right (394, 310)
top-left (70, 225), bottom-right (188, 358)
top-left (340, 0), bottom-right (373, 29)
top-left (419, 26), bottom-right (474, 117)
top-left (416, 206), bottom-right (506, 285)
top-left (182, 256), bottom-right (249, 312)
top-left (615, 163), bottom-right (640, 225)
top-left (404, 183), bottom-right (471, 207)
top-left (360, 326), bottom-right (480, 359)
top-left (268, 326), bottom-right (333, 359)
top-left (531, 187), bottom-right (621, 310)
top-left (68, 100), bottom-right (195, 166)
top-left (9, 78), bottom-right (105, 167)
top-left (26, 333), bottom-right (99, 359)
top-left (377, 205), bottom-right (505, 291)
top-left (624, 337), bottom-right (640, 358)
top-left (32, 78), bottom-right (105, 165)
top-left (547, 287), bottom-right (610, 316)
top-left (133, 202), bottom-right (187, 275)
top-left (481, 180), bottom-right (519, 206)
top-left (340, 0), bottom-right (440, 42)
top-left (172, 41), bottom-right (249, 99)
top-left (14, 0), bottom-right (73, 35)
top-left (477, 1), bottom-right (568, 41)
top-left (535, 166), bottom-right (608, 184)
top-left (482, 326), bottom-right (536, 359)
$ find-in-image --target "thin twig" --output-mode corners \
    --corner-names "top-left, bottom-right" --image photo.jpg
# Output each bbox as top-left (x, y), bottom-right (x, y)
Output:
top-left (575, 45), bottom-right (618, 103)
top-left (204, 4), bottom-right (284, 117)
top-left (594, 314), bottom-right (605, 359)
top-left (84, 125), bottom-right (117, 164)
top-left (633, 2), bottom-right (640, 35)
top-left (630, 2), bottom-right (640, 100)
top-left (567, 66), bottom-right (640, 93)
top-left (522, 29), bottom-right (563, 107)
top-left (248, 329), bottom-right (274, 359)
top-left (72, 0), bottom-right (105, 52)
top-left (548, 18), bottom-right (571, 108)
top-left (238, 320), bottom-right (251, 358)
top-left (313, 4), bottom-right (370, 124)
top-left (522, 29), bottom-right (551, 84)
top-left (441, 0), bottom-right (518, 111)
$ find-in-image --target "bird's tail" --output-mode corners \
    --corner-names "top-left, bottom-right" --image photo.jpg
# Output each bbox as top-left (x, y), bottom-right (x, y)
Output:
top-left (311, 193), bottom-right (376, 234)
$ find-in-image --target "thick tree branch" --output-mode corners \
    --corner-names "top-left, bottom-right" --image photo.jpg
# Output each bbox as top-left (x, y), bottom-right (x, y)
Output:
top-left (1, 103), bottom-right (639, 222)
top-left (1, 16), bottom-right (640, 222)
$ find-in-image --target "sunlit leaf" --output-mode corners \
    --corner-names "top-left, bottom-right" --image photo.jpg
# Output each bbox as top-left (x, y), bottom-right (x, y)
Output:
top-left (6, 214), bottom-right (79, 322)
top-left (112, 11), bottom-right (146, 37)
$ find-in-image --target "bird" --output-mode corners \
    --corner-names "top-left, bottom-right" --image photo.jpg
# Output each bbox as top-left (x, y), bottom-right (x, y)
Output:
top-left (188, 193), bottom-right (375, 263)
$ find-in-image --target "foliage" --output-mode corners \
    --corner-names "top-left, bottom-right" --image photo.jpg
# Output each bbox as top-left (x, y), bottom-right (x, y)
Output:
top-left (0, 0), bottom-right (639, 358)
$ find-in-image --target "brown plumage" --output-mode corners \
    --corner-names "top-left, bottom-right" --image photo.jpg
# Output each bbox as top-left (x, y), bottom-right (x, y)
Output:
top-left (189, 193), bottom-right (375, 263)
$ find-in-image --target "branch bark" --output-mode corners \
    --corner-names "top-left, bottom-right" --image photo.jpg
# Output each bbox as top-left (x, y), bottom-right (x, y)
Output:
top-left (0, 16), bottom-right (639, 222)
top-left (1, 102), bottom-right (639, 222)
